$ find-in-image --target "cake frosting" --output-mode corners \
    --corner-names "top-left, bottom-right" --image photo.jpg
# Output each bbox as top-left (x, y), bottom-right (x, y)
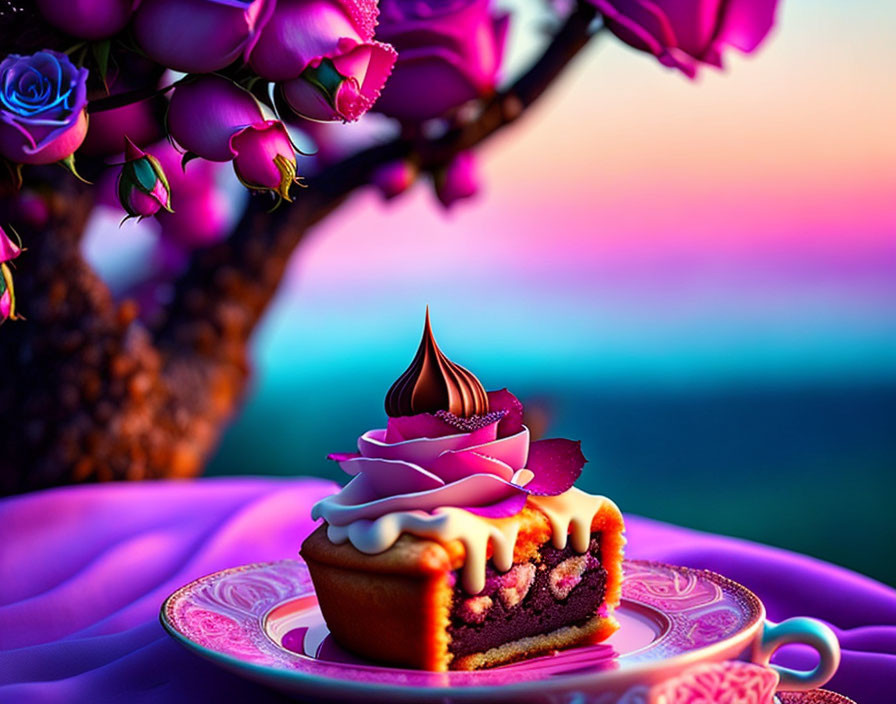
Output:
top-left (311, 310), bottom-right (620, 594)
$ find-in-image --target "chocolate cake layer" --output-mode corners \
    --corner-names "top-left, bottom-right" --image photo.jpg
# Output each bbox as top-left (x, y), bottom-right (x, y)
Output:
top-left (447, 534), bottom-right (607, 658)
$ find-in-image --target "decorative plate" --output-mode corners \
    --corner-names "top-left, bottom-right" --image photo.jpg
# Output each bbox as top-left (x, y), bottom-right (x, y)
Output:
top-left (160, 559), bottom-right (835, 703)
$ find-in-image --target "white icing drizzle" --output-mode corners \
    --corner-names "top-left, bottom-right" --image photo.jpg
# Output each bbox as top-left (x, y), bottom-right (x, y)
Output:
top-left (324, 487), bottom-right (615, 594)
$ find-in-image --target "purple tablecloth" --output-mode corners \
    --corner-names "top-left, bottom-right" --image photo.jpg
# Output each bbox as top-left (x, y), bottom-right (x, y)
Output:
top-left (1, 478), bottom-right (893, 703)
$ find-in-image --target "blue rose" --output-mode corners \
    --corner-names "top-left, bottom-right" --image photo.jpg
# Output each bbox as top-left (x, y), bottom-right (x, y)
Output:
top-left (0, 50), bottom-right (89, 165)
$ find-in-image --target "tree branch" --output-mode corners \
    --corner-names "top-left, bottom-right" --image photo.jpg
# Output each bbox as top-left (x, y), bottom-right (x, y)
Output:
top-left (0, 2), bottom-right (600, 493)
top-left (154, 2), bottom-right (599, 344)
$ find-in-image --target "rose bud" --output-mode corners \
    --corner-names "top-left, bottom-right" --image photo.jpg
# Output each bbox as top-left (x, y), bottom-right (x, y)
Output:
top-left (35, 0), bottom-right (139, 40)
top-left (0, 226), bottom-right (24, 325)
top-left (167, 76), bottom-right (265, 161)
top-left (591, 0), bottom-right (780, 77)
top-left (117, 137), bottom-right (173, 222)
top-left (81, 99), bottom-right (162, 157)
top-left (433, 151), bottom-right (478, 208)
top-left (250, 0), bottom-right (396, 122)
top-left (151, 141), bottom-right (240, 249)
top-left (168, 76), bottom-right (299, 200)
top-left (133, 0), bottom-right (268, 74)
top-left (230, 122), bottom-right (298, 201)
top-left (374, 0), bottom-right (509, 122)
top-left (0, 50), bottom-right (89, 165)
top-left (373, 159), bottom-right (417, 200)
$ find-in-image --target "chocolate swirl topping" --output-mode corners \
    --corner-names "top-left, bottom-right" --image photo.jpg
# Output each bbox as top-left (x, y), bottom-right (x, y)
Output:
top-left (385, 309), bottom-right (489, 418)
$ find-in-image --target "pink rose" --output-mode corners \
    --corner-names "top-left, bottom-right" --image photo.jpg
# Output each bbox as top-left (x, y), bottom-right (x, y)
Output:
top-left (313, 389), bottom-right (587, 526)
top-left (434, 150), bottom-right (478, 209)
top-left (80, 99), bottom-right (162, 157)
top-left (133, 0), bottom-right (269, 74)
top-left (373, 0), bottom-right (509, 122)
top-left (0, 51), bottom-right (89, 165)
top-left (249, 0), bottom-right (396, 122)
top-left (0, 226), bottom-right (23, 325)
top-left (151, 142), bottom-right (237, 249)
top-left (35, 0), bottom-right (139, 40)
top-left (167, 76), bottom-right (299, 200)
top-left (591, 0), bottom-right (780, 77)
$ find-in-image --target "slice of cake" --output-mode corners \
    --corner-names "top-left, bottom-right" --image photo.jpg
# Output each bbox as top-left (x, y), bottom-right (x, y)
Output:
top-left (301, 310), bottom-right (625, 671)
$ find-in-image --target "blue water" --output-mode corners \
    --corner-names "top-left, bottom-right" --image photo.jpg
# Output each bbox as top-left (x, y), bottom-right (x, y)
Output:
top-left (208, 372), bottom-right (896, 587)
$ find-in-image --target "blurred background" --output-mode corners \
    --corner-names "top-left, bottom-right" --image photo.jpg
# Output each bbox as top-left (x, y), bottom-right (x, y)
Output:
top-left (88, 0), bottom-right (896, 584)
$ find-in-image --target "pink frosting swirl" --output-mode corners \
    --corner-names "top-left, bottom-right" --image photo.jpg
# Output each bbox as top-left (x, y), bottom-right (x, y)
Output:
top-left (312, 389), bottom-right (586, 526)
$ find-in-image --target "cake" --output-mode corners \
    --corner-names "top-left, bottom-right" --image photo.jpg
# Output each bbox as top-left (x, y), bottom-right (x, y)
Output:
top-left (301, 310), bottom-right (625, 671)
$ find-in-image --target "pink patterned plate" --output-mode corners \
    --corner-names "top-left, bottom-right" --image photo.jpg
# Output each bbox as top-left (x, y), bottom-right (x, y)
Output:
top-left (160, 559), bottom-right (839, 702)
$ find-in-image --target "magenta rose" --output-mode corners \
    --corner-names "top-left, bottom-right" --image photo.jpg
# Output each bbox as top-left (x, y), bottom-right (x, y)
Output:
top-left (591, 0), bottom-right (780, 77)
top-left (373, 0), bottom-right (509, 122)
top-left (133, 0), bottom-right (269, 74)
top-left (81, 99), bottom-right (161, 157)
top-left (151, 142), bottom-right (237, 249)
top-left (0, 226), bottom-right (23, 325)
top-left (35, 0), bottom-right (139, 40)
top-left (314, 389), bottom-right (587, 526)
top-left (168, 75), bottom-right (299, 200)
top-left (0, 50), bottom-right (89, 165)
top-left (434, 150), bottom-right (478, 209)
top-left (249, 0), bottom-right (396, 122)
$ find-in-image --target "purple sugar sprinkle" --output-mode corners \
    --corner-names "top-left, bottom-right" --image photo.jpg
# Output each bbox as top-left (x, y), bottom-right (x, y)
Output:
top-left (434, 409), bottom-right (506, 433)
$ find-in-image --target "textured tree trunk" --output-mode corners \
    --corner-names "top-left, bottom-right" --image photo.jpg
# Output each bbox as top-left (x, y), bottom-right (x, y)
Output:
top-left (0, 3), bottom-right (598, 495)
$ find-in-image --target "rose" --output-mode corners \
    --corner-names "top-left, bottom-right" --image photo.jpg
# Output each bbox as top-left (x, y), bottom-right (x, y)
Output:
top-left (151, 142), bottom-right (239, 249)
top-left (0, 51), bottom-right (89, 165)
top-left (433, 150), bottom-right (478, 209)
top-left (313, 389), bottom-right (586, 526)
top-left (249, 0), bottom-right (396, 122)
top-left (591, 0), bottom-right (780, 77)
top-left (0, 226), bottom-right (22, 265)
top-left (35, 0), bottom-right (139, 40)
top-left (229, 122), bottom-right (298, 198)
top-left (373, 0), bottom-right (509, 122)
top-left (0, 226), bottom-right (23, 325)
top-left (133, 0), bottom-right (268, 74)
top-left (373, 159), bottom-right (417, 199)
top-left (81, 98), bottom-right (162, 157)
top-left (167, 75), bottom-right (298, 200)
top-left (117, 137), bottom-right (173, 221)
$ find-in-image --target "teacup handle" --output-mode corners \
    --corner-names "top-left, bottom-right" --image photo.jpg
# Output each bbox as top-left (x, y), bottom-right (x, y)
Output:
top-left (752, 617), bottom-right (841, 691)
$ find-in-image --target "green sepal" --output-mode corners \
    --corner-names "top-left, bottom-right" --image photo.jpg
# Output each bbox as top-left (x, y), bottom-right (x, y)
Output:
top-left (300, 59), bottom-right (344, 110)
top-left (181, 151), bottom-right (200, 172)
top-left (146, 154), bottom-right (173, 212)
top-left (91, 40), bottom-right (112, 92)
top-left (59, 153), bottom-right (92, 184)
top-left (131, 157), bottom-right (157, 191)
top-left (0, 158), bottom-right (23, 191)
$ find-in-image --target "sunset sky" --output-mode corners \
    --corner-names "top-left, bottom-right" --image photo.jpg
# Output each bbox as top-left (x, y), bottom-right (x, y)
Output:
top-left (83, 0), bottom-right (896, 580)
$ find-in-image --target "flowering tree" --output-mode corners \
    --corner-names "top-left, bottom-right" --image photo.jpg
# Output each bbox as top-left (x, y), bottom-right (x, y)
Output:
top-left (0, 0), bottom-right (779, 493)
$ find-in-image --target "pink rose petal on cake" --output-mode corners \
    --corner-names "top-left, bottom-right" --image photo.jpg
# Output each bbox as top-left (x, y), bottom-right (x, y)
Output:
top-left (313, 472), bottom-right (521, 524)
top-left (523, 439), bottom-right (586, 495)
top-left (384, 412), bottom-right (459, 442)
top-left (429, 429), bottom-right (529, 482)
top-left (487, 388), bottom-right (524, 436)
top-left (462, 491), bottom-right (528, 518)
top-left (430, 450), bottom-right (515, 483)
top-left (358, 425), bottom-right (498, 467)
top-left (334, 457), bottom-right (445, 496)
